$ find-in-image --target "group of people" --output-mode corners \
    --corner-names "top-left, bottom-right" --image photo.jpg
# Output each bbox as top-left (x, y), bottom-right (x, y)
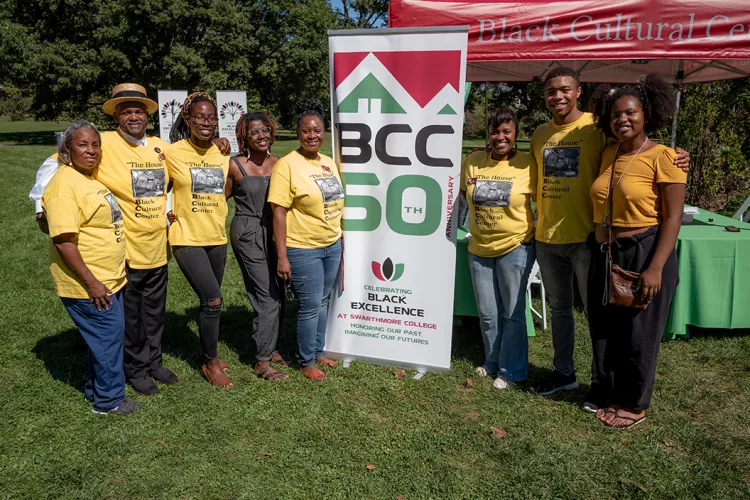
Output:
top-left (33, 68), bottom-right (687, 426)
top-left (461, 67), bottom-right (689, 428)
top-left (31, 84), bottom-right (344, 414)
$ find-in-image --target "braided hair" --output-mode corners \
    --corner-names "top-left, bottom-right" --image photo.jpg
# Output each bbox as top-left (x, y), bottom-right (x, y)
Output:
top-left (590, 73), bottom-right (675, 138)
top-left (236, 112), bottom-right (276, 154)
top-left (169, 92), bottom-right (217, 144)
top-left (295, 98), bottom-right (325, 131)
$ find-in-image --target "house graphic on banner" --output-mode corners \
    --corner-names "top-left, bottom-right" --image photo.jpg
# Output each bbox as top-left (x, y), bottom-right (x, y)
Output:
top-left (333, 51), bottom-right (460, 116)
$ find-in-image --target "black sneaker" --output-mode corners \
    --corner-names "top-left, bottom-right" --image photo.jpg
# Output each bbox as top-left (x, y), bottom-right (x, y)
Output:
top-left (92, 397), bottom-right (142, 415)
top-left (129, 376), bottom-right (160, 395)
top-left (537, 371), bottom-right (579, 396)
top-left (151, 367), bottom-right (179, 384)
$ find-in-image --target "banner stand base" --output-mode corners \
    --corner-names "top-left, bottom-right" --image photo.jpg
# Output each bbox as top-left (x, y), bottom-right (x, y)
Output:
top-left (343, 360), bottom-right (351, 369)
top-left (413, 371), bottom-right (425, 380)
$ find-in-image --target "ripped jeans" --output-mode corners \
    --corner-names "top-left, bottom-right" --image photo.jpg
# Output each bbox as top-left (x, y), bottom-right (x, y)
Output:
top-left (173, 245), bottom-right (227, 360)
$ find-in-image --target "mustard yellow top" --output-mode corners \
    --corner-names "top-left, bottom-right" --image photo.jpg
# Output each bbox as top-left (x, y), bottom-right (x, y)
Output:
top-left (97, 131), bottom-right (169, 269)
top-left (530, 112), bottom-right (607, 244)
top-left (461, 150), bottom-right (537, 257)
top-left (591, 143), bottom-right (686, 227)
top-left (42, 165), bottom-right (127, 299)
top-left (165, 139), bottom-right (229, 246)
top-left (267, 150), bottom-right (344, 249)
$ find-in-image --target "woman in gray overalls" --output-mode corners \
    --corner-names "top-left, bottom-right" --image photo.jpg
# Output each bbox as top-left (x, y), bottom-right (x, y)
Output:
top-left (226, 112), bottom-right (288, 381)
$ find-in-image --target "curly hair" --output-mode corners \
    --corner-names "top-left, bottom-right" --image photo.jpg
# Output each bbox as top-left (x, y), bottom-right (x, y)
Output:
top-left (58, 121), bottom-right (101, 165)
top-left (236, 112), bottom-right (276, 154)
top-left (169, 92), bottom-right (217, 144)
top-left (545, 66), bottom-right (580, 88)
top-left (295, 98), bottom-right (325, 130)
top-left (590, 73), bottom-right (675, 138)
top-left (487, 108), bottom-right (519, 141)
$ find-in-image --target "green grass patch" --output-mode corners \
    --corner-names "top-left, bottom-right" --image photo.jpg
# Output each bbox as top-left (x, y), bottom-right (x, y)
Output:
top-left (1, 127), bottom-right (749, 498)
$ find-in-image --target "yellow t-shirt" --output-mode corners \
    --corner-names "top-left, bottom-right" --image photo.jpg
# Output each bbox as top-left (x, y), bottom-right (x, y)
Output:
top-left (591, 144), bottom-right (686, 227)
top-left (461, 151), bottom-right (537, 257)
top-left (165, 140), bottom-right (229, 246)
top-left (42, 165), bottom-right (127, 299)
top-left (267, 150), bottom-right (344, 249)
top-left (97, 131), bottom-right (169, 269)
top-left (530, 112), bottom-right (607, 244)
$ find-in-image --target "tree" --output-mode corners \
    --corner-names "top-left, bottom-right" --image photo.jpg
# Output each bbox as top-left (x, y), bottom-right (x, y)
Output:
top-left (0, 0), bottom-right (338, 126)
top-left (335, 0), bottom-right (388, 28)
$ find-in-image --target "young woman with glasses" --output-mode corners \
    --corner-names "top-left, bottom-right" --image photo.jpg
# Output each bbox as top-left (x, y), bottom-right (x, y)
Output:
top-left (166, 92), bottom-right (232, 388)
top-left (225, 112), bottom-right (289, 381)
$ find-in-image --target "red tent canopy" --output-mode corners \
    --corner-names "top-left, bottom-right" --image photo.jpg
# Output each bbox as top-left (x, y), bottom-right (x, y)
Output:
top-left (389, 0), bottom-right (750, 83)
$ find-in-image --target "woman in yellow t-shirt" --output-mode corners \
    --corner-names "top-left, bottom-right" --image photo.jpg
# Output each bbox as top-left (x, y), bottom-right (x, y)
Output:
top-left (586, 74), bottom-right (686, 428)
top-left (460, 109), bottom-right (537, 390)
top-left (42, 121), bottom-right (139, 415)
top-left (268, 99), bottom-right (344, 381)
top-left (166, 92), bottom-right (232, 388)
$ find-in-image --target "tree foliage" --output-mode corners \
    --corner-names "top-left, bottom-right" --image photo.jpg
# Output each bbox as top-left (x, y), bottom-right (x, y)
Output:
top-left (0, 0), bottom-right (337, 126)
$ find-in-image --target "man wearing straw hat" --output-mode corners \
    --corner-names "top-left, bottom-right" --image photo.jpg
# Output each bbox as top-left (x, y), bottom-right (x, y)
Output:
top-left (31, 83), bottom-right (230, 395)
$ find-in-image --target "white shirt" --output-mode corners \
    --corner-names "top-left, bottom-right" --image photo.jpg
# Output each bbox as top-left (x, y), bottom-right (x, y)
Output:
top-left (29, 129), bottom-right (150, 213)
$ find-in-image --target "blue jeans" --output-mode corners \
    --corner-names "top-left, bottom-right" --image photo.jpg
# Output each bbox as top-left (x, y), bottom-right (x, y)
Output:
top-left (468, 243), bottom-right (535, 382)
top-left (61, 291), bottom-right (126, 411)
top-left (535, 241), bottom-right (590, 377)
top-left (286, 239), bottom-right (342, 367)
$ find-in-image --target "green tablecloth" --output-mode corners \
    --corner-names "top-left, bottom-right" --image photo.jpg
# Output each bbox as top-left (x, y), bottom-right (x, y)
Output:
top-left (453, 210), bottom-right (750, 339)
top-left (664, 209), bottom-right (750, 339)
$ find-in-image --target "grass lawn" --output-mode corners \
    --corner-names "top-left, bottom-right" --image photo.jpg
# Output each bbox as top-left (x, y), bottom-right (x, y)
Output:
top-left (1, 125), bottom-right (750, 498)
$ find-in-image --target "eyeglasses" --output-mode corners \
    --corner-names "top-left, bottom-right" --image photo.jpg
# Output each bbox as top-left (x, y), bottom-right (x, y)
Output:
top-left (284, 279), bottom-right (308, 301)
top-left (249, 127), bottom-right (272, 138)
top-left (189, 115), bottom-right (218, 124)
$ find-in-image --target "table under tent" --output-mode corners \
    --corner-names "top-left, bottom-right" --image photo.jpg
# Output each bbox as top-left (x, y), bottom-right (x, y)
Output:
top-left (389, 0), bottom-right (750, 337)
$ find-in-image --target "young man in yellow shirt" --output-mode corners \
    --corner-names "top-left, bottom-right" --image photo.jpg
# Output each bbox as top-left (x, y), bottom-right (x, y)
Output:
top-left (531, 67), bottom-right (689, 397)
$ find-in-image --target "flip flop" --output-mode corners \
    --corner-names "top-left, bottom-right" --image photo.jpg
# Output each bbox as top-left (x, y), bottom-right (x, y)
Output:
top-left (256, 364), bottom-right (288, 381)
top-left (596, 407), bottom-right (616, 423)
top-left (316, 356), bottom-right (337, 367)
top-left (301, 366), bottom-right (327, 381)
top-left (201, 364), bottom-right (233, 388)
top-left (608, 410), bottom-right (647, 429)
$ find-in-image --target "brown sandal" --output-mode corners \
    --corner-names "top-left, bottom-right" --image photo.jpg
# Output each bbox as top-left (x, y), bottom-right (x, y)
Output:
top-left (200, 350), bottom-right (229, 372)
top-left (301, 366), bottom-right (326, 381)
top-left (256, 363), bottom-right (288, 381)
top-left (271, 351), bottom-right (292, 368)
top-left (201, 364), bottom-right (233, 388)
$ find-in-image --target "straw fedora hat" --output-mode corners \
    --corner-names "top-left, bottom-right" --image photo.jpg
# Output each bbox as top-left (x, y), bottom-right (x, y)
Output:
top-left (102, 83), bottom-right (158, 116)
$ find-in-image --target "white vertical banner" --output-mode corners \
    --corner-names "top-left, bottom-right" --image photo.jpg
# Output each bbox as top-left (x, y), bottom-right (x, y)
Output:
top-left (325, 27), bottom-right (468, 372)
top-left (216, 90), bottom-right (247, 154)
top-left (157, 90), bottom-right (188, 143)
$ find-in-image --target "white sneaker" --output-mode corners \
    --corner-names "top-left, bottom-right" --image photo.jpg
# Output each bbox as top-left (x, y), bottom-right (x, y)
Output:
top-left (492, 377), bottom-right (512, 390)
top-left (475, 366), bottom-right (491, 378)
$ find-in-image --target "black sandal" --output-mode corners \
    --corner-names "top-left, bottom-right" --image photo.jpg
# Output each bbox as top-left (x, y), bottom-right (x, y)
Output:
top-left (256, 364), bottom-right (288, 381)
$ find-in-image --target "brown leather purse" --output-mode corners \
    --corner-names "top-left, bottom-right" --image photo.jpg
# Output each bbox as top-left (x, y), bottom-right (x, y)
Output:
top-left (602, 147), bottom-right (649, 310)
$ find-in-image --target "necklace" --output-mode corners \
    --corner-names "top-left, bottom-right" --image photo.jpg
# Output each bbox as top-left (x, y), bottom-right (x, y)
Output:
top-left (614, 137), bottom-right (648, 188)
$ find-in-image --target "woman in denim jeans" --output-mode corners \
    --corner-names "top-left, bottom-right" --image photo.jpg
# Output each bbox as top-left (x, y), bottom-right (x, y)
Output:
top-left (268, 99), bottom-right (344, 381)
top-left (461, 109), bottom-right (537, 389)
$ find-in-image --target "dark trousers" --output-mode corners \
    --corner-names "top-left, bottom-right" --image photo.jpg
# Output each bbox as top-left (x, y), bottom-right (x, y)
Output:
top-left (62, 291), bottom-right (125, 411)
top-left (173, 245), bottom-right (227, 360)
top-left (123, 264), bottom-right (168, 379)
top-left (230, 217), bottom-right (283, 362)
top-left (586, 226), bottom-right (679, 412)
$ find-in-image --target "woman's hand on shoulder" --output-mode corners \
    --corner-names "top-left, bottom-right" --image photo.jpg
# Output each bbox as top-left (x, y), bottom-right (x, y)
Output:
top-left (213, 138), bottom-right (232, 156)
top-left (673, 147), bottom-right (690, 172)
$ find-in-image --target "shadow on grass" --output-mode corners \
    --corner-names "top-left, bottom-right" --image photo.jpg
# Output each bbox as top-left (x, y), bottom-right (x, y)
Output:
top-left (688, 326), bottom-right (750, 339)
top-left (32, 327), bottom-right (89, 395)
top-left (0, 131), bottom-right (59, 145)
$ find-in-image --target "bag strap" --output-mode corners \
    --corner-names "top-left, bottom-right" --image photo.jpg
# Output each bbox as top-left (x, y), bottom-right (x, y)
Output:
top-left (602, 144), bottom-right (622, 305)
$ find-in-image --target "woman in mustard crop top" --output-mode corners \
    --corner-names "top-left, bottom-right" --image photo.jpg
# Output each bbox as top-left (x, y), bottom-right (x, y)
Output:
top-left (586, 74), bottom-right (687, 428)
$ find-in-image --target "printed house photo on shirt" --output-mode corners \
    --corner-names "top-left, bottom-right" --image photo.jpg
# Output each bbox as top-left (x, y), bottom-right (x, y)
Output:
top-left (473, 180), bottom-right (512, 207)
top-left (190, 168), bottom-right (225, 195)
top-left (104, 193), bottom-right (123, 223)
top-left (315, 177), bottom-right (344, 202)
top-left (543, 147), bottom-right (580, 178)
top-left (131, 169), bottom-right (166, 198)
